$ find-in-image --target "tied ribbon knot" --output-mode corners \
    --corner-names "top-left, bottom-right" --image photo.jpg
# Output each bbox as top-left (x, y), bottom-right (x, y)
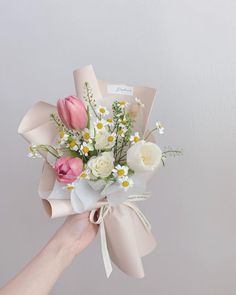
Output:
top-left (89, 195), bottom-right (151, 278)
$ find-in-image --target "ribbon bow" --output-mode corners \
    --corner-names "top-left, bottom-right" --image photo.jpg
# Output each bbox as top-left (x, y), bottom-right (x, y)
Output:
top-left (89, 195), bottom-right (152, 278)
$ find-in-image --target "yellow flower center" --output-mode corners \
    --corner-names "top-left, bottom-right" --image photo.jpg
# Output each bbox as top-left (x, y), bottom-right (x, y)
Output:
top-left (80, 172), bottom-right (87, 178)
top-left (59, 131), bottom-right (65, 138)
top-left (69, 140), bottom-right (76, 148)
top-left (83, 132), bottom-right (90, 140)
top-left (134, 136), bottom-right (139, 143)
top-left (119, 101), bottom-right (126, 106)
top-left (117, 169), bottom-right (125, 176)
top-left (82, 146), bottom-right (89, 154)
top-left (67, 185), bottom-right (74, 191)
top-left (122, 180), bottom-right (129, 188)
top-left (117, 129), bottom-right (123, 135)
top-left (99, 107), bottom-right (105, 113)
top-left (107, 118), bottom-right (113, 123)
top-left (107, 135), bottom-right (114, 142)
top-left (96, 122), bottom-right (103, 129)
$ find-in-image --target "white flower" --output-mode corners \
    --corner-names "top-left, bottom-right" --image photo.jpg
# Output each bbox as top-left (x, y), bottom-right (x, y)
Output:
top-left (64, 183), bottom-right (76, 191)
top-left (106, 117), bottom-right (114, 127)
top-left (80, 142), bottom-right (94, 156)
top-left (127, 141), bottom-right (162, 172)
top-left (118, 176), bottom-right (134, 191)
top-left (118, 100), bottom-right (129, 108)
top-left (112, 165), bottom-right (129, 178)
top-left (94, 131), bottom-right (116, 150)
top-left (67, 138), bottom-right (79, 151)
top-left (97, 105), bottom-right (109, 116)
top-left (156, 121), bottom-right (164, 134)
top-left (82, 128), bottom-right (93, 142)
top-left (79, 169), bottom-right (91, 180)
top-left (27, 144), bottom-right (42, 158)
top-left (58, 130), bottom-right (69, 144)
top-left (94, 119), bottom-right (107, 131)
top-left (130, 132), bottom-right (140, 144)
top-left (87, 151), bottom-right (114, 179)
top-left (117, 126), bottom-right (127, 137)
top-left (134, 97), bottom-right (144, 108)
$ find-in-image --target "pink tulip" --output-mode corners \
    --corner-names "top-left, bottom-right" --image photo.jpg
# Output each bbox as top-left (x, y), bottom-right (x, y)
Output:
top-left (55, 156), bottom-right (83, 183)
top-left (57, 95), bottom-right (88, 130)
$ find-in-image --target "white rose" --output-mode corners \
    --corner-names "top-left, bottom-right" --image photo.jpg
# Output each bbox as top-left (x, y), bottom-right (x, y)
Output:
top-left (127, 141), bottom-right (162, 172)
top-left (88, 151), bottom-right (114, 178)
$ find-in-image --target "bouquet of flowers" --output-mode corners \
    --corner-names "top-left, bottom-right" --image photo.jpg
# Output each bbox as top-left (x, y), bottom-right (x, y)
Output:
top-left (18, 65), bottom-right (181, 278)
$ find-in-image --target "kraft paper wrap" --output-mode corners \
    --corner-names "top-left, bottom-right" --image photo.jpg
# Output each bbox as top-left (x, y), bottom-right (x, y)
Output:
top-left (18, 65), bottom-right (157, 278)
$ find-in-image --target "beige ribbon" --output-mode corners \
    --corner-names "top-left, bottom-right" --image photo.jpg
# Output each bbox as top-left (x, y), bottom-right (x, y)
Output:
top-left (89, 195), bottom-right (151, 278)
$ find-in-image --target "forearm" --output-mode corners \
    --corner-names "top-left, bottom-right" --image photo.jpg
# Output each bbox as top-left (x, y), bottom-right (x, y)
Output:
top-left (0, 233), bottom-right (76, 295)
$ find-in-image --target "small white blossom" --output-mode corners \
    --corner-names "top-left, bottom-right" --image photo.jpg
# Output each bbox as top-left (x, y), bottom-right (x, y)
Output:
top-left (106, 117), bottom-right (114, 127)
top-left (118, 176), bottom-right (134, 191)
top-left (130, 132), bottom-right (140, 144)
top-left (82, 128), bottom-right (93, 143)
top-left (156, 121), bottom-right (164, 134)
top-left (112, 164), bottom-right (129, 178)
top-left (134, 97), bottom-right (145, 108)
top-left (79, 169), bottom-right (91, 180)
top-left (97, 105), bottom-right (109, 116)
top-left (67, 138), bottom-right (79, 151)
top-left (80, 142), bottom-right (94, 156)
top-left (117, 126), bottom-right (127, 137)
top-left (94, 119), bottom-right (107, 132)
top-left (118, 100), bottom-right (129, 108)
top-left (58, 130), bottom-right (69, 144)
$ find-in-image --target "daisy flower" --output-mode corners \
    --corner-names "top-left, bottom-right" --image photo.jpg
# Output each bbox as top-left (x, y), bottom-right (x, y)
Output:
top-left (118, 100), bottom-right (129, 108)
top-left (130, 132), bottom-right (140, 144)
top-left (106, 132), bottom-right (116, 148)
top-left (113, 164), bottom-right (129, 178)
top-left (156, 121), bottom-right (164, 134)
top-left (58, 130), bottom-right (69, 144)
top-left (97, 105), bottom-right (109, 116)
top-left (64, 183), bottom-right (76, 191)
top-left (106, 117), bottom-right (114, 127)
top-left (80, 169), bottom-right (91, 180)
top-left (117, 126), bottom-right (127, 137)
top-left (94, 119), bottom-right (107, 132)
top-left (80, 142), bottom-right (94, 156)
top-left (67, 138), bottom-right (79, 151)
top-left (82, 128), bottom-right (93, 142)
top-left (118, 176), bottom-right (134, 191)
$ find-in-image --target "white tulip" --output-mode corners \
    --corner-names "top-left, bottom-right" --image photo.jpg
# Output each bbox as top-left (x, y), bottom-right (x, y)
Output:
top-left (127, 141), bottom-right (162, 172)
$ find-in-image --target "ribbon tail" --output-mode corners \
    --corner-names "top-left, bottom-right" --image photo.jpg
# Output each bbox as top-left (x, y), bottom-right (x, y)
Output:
top-left (100, 221), bottom-right (112, 278)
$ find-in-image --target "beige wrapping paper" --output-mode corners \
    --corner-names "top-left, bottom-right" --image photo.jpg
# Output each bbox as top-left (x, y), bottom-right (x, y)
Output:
top-left (18, 65), bottom-right (157, 278)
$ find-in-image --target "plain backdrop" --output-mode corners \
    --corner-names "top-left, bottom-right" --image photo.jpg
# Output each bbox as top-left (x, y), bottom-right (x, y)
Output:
top-left (0, 0), bottom-right (236, 294)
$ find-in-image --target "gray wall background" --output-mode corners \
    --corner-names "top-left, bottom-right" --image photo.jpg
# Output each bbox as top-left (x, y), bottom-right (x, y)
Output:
top-left (0, 0), bottom-right (235, 294)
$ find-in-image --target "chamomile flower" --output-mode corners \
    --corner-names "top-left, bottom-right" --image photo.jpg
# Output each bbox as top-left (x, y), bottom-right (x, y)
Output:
top-left (67, 138), bottom-right (79, 151)
top-left (117, 126), bottom-right (127, 137)
top-left (106, 117), bottom-right (114, 127)
top-left (134, 97), bottom-right (145, 108)
top-left (97, 105), bottom-right (109, 116)
top-left (112, 165), bottom-right (129, 178)
top-left (80, 169), bottom-right (91, 180)
top-left (80, 142), bottom-right (94, 156)
top-left (119, 176), bottom-right (134, 191)
top-left (118, 100), bottom-right (129, 108)
top-left (130, 132), bottom-right (140, 144)
top-left (94, 119), bottom-right (107, 132)
top-left (58, 130), bottom-right (69, 144)
top-left (64, 183), bottom-right (76, 191)
top-left (106, 132), bottom-right (116, 148)
top-left (82, 128), bottom-right (93, 142)
top-left (156, 121), bottom-right (164, 134)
